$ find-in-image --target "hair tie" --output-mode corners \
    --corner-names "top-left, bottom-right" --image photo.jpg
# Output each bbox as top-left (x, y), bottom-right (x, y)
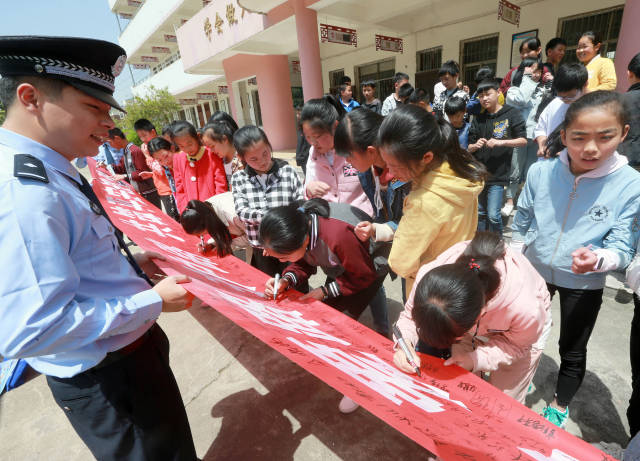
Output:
top-left (297, 207), bottom-right (305, 213)
top-left (468, 258), bottom-right (480, 273)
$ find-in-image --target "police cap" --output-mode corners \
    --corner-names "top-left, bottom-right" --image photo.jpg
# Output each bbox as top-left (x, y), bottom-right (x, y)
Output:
top-left (0, 35), bottom-right (127, 112)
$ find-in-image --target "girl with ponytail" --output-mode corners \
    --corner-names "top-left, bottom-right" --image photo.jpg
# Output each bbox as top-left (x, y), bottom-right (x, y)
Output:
top-left (180, 197), bottom-right (252, 262)
top-left (394, 232), bottom-right (551, 404)
top-left (300, 96), bottom-right (373, 216)
top-left (260, 197), bottom-right (387, 413)
top-left (377, 104), bottom-right (487, 294)
top-left (261, 198), bottom-right (382, 315)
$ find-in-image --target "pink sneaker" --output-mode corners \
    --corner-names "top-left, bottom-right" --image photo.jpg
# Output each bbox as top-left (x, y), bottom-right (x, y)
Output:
top-left (338, 395), bottom-right (359, 414)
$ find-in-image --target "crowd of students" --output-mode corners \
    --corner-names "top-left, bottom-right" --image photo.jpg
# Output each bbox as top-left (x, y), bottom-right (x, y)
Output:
top-left (103, 31), bottom-right (640, 443)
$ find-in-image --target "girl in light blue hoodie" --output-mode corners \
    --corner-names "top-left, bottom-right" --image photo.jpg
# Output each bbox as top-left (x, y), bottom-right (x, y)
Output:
top-left (512, 91), bottom-right (640, 428)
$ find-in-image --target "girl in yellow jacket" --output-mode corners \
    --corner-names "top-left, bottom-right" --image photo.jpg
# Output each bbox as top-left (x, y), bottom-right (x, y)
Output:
top-left (377, 105), bottom-right (487, 293)
top-left (576, 30), bottom-right (617, 91)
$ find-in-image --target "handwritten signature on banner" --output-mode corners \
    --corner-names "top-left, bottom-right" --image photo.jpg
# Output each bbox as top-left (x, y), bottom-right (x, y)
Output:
top-left (87, 161), bottom-right (611, 461)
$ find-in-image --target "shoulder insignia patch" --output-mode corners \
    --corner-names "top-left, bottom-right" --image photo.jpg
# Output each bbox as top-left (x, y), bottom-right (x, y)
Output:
top-left (14, 154), bottom-right (49, 183)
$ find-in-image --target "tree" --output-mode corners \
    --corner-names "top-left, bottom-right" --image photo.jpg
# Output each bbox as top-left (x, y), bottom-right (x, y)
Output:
top-left (117, 85), bottom-right (180, 142)
top-left (0, 105), bottom-right (5, 126)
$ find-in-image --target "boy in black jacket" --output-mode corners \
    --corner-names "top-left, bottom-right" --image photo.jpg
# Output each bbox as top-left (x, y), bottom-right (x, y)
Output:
top-left (468, 79), bottom-right (527, 234)
top-left (621, 52), bottom-right (640, 169)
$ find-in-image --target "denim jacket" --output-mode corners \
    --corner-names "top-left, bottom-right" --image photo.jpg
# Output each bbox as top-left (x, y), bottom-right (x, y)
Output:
top-left (512, 150), bottom-right (640, 289)
top-left (359, 169), bottom-right (410, 230)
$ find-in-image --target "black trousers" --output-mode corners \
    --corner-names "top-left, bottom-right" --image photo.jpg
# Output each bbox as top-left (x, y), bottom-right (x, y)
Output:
top-left (142, 190), bottom-right (162, 211)
top-left (160, 194), bottom-right (180, 221)
top-left (46, 325), bottom-right (197, 461)
top-left (547, 283), bottom-right (603, 407)
top-left (629, 294), bottom-right (640, 437)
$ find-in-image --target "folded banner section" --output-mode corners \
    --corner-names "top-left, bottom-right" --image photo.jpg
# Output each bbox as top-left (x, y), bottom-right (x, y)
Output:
top-left (88, 161), bottom-right (610, 461)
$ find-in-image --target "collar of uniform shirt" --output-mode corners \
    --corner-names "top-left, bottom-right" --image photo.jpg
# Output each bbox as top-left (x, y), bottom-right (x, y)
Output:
top-left (187, 146), bottom-right (206, 163)
top-left (0, 127), bottom-right (82, 184)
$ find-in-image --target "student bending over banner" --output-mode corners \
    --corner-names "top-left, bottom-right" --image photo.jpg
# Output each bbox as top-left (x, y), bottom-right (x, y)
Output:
top-left (261, 198), bottom-right (387, 414)
top-left (179, 196), bottom-right (252, 263)
top-left (394, 232), bottom-right (551, 404)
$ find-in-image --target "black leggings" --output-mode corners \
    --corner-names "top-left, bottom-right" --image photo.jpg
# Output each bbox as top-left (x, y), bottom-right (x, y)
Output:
top-left (548, 283), bottom-right (603, 407)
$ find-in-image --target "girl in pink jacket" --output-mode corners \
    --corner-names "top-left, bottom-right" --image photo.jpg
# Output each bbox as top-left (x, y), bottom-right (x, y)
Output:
top-left (394, 231), bottom-right (551, 403)
top-left (300, 96), bottom-right (373, 217)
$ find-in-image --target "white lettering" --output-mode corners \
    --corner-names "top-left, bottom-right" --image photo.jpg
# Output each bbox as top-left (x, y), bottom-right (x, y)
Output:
top-left (222, 292), bottom-right (350, 346)
top-left (288, 338), bottom-right (469, 414)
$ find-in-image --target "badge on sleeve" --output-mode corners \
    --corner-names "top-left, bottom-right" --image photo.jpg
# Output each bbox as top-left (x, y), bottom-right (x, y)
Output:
top-left (14, 154), bottom-right (49, 183)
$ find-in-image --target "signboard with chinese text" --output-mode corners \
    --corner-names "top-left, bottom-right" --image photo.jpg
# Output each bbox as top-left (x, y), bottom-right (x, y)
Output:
top-left (498, 0), bottom-right (520, 26)
top-left (197, 92), bottom-right (217, 100)
top-left (376, 34), bottom-right (403, 53)
top-left (320, 24), bottom-right (357, 47)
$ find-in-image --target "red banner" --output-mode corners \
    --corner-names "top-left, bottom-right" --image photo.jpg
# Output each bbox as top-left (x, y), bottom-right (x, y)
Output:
top-left (87, 160), bottom-right (610, 460)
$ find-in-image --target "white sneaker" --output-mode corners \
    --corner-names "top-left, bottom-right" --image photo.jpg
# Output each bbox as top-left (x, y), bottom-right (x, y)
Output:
top-left (501, 202), bottom-right (514, 217)
top-left (338, 395), bottom-right (359, 414)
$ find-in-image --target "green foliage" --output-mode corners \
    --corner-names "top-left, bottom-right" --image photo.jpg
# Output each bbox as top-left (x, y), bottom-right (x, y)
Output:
top-left (117, 85), bottom-right (180, 143)
top-left (0, 105), bottom-right (5, 126)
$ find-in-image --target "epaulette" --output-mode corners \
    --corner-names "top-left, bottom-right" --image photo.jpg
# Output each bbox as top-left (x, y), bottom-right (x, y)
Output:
top-left (14, 154), bottom-right (49, 183)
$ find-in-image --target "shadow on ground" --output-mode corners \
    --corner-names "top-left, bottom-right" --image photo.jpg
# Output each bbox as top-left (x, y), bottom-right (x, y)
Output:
top-left (189, 303), bottom-right (432, 461)
top-left (526, 353), bottom-right (630, 447)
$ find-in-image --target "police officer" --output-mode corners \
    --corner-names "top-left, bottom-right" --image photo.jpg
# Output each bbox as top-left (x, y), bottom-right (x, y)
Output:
top-left (0, 36), bottom-right (197, 460)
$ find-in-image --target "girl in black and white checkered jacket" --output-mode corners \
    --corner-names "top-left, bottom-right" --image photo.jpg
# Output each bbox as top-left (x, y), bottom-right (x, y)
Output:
top-left (231, 125), bottom-right (304, 274)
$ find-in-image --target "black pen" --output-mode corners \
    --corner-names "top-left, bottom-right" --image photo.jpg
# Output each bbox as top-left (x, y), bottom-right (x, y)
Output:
top-left (393, 324), bottom-right (421, 377)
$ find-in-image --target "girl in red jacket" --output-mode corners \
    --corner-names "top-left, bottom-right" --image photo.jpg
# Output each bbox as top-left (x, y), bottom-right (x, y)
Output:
top-left (171, 121), bottom-right (227, 213)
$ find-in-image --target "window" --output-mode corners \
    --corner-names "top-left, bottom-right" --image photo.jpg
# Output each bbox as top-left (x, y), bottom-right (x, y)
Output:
top-left (415, 46), bottom-right (442, 101)
top-left (328, 69), bottom-right (345, 96)
top-left (460, 34), bottom-right (499, 92)
top-left (557, 6), bottom-right (624, 63)
top-left (417, 46), bottom-right (442, 73)
top-left (355, 58), bottom-right (395, 101)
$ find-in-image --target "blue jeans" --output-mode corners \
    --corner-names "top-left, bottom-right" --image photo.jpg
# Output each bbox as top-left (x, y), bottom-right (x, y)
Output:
top-left (478, 184), bottom-right (504, 234)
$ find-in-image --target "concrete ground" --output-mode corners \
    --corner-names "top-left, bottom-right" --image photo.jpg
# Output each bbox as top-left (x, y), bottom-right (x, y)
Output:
top-left (0, 272), bottom-right (635, 460)
top-left (0, 154), bottom-right (636, 459)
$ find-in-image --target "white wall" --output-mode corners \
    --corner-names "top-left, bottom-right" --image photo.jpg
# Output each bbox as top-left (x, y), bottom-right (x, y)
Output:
top-left (320, 0), bottom-right (623, 90)
top-left (119, 0), bottom-right (184, 57)
top-left (132, 59), bottom-right (219, 97)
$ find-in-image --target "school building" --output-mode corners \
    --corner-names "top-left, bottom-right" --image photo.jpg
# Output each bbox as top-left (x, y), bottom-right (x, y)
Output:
top-left (108, 0), bottom-right (640, 149)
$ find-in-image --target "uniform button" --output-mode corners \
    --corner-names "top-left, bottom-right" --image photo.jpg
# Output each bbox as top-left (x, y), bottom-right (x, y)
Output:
top-left (191, 176), bottom-right (197, 181)
top-left (189, 161), bottom-right (195, 167)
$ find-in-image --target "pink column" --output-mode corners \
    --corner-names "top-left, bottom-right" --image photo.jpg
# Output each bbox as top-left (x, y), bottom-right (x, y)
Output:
top-left (222, 53), bottom-right (297, 150)
top-left (615, 0), bottom-right (640, 92)
top-left (293, 0), bottom-right (324, 101)
top-left (256, 55), bottom-right (297, 150)
top-left (222, 65), bottom-right (239, 121)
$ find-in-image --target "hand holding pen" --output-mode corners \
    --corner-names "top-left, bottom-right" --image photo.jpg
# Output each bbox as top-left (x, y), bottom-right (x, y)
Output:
top-left (392, 324), bottom-right (421, 376)
top-left (264, 274), bottom-right (289, 300)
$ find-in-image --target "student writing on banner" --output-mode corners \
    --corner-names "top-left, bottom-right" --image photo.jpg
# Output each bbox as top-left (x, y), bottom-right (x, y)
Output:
top-left (86, 165), bottom-right (615, 461)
